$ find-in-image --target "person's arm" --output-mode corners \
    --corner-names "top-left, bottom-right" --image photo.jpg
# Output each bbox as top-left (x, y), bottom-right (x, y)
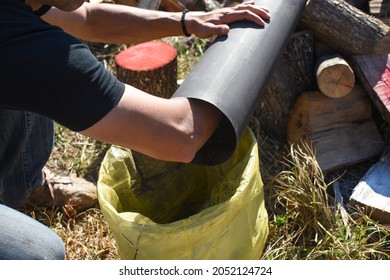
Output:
top-left (41, 1), bottom-right (270, 44)
top-left (42, 2), bottom-right (270, 163)
top-left (81, 85), bottom-right (222, 163)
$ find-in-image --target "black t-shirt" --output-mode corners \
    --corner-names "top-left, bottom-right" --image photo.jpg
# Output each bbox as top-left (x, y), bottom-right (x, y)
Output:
top-left (0, 0), bottom-right (125, 131)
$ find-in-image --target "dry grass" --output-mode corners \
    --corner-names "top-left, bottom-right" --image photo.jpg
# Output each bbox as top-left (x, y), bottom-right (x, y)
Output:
top-left (26, 206), bottom-right (119, 259)
top-left (257, 131), bottom-right (390, 260)
top-left (23, 36), bottom-right (390, 260)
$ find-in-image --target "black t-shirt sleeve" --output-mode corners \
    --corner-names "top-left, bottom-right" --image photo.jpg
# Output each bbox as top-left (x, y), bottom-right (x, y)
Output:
top-left (37, 41), bottom-right (126, 131)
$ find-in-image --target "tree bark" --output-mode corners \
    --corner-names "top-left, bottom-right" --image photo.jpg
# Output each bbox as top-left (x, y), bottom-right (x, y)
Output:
top-left (255, 30), bottom-right (315, 141)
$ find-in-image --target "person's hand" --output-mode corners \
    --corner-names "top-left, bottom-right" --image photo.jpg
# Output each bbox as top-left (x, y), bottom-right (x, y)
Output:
top-left (184, 1), bottom-right (271, 38)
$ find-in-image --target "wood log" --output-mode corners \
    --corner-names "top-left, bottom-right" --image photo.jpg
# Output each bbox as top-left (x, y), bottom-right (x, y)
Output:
top-left (315, 53), bottom-right (355, 98)
top-left (300, 0), bottom-right (390, 55)
top-left (255, 30), bottom-right (315, 141)
top-left (349, 147), bottom-right (390, 224)
top-left (288, 86), bottom-right (372, 141)
top-left (115, 41), bottom-right (178, 98)
top-left (352, 53), bottom-right (390, 123)
top-left (287, 85), bottom-right (385, 172)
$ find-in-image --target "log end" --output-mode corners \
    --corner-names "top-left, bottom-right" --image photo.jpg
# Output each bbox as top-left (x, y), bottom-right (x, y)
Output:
top-left (115, 41), bottom-right (177, 71)
top-left (316, 54), bottom-right (355, 98)
top-left (317, 64), bottom-right (355, 98)
top-left (115, 41), bottom-right (178, 98)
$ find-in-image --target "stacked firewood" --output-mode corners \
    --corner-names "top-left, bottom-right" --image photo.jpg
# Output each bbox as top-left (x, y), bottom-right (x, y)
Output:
top-left (258, 0), bottom-right (390, 224)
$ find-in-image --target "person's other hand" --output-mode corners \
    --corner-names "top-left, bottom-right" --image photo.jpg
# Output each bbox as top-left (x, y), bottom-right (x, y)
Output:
top-left (184, 1), bottom-right (271, 38)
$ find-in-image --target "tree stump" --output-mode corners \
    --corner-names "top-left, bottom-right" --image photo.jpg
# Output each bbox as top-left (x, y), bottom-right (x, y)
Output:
top-left (315, 53), bottom-right (355, 98)
top-left (115, 40), bottom-right (178, 99)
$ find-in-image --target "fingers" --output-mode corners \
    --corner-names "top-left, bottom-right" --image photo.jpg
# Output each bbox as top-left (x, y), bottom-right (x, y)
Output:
top-left (240, 4), bottom-right (270, 21)
top-left (216, 2), bottom-right (271, 27)
top-left (189, 2), bottom-right (271, 38)
top-left (222, 9), bottom-right (269, 26)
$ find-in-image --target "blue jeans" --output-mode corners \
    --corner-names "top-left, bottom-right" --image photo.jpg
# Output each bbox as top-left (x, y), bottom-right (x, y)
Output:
top-left (0, 204), bottom-right (65, 259)
top-left (0, 109), bottom-right (65, 259)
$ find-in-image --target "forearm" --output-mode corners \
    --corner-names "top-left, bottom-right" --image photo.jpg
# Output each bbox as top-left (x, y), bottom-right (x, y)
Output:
top-left (44, 3), bottom-right (185, 44)
top-left (85, 4), bottom-right (187, 44)
top-left (43, 1), bottom-right (270, 44)
top-left (81, 85), bottom-right (222, 163)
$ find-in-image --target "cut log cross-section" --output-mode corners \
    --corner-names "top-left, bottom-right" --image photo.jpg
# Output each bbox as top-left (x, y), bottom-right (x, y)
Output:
top-left (315, 53), bottom-right (355, 98)
top-left (115, 40), bottom-right (178, 99)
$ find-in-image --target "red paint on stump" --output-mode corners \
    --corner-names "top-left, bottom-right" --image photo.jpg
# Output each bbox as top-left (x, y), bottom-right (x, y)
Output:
top-left (115, 41), bottom-right (177, 71)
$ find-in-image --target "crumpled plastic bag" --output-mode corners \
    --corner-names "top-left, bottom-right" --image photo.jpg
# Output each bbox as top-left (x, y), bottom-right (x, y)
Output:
top-left (97, 128), bottom-right (269, 259)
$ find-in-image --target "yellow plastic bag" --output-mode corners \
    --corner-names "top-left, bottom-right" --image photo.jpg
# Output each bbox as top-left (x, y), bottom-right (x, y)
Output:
top-left (97, 128), bottom-right (268, 259)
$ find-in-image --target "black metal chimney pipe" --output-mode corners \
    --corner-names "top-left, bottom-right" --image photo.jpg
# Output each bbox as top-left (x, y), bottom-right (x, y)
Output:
top-left (172, 0), bottom-right (307, 165)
